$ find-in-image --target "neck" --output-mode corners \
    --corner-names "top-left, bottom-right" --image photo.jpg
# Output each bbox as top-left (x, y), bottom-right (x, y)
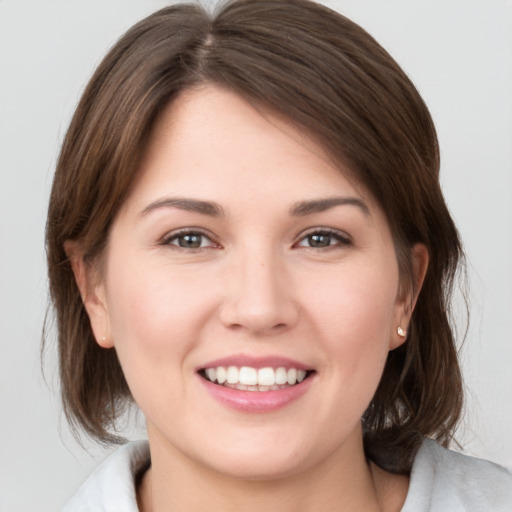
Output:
top-left (137, 427), bottom-right (400, 512)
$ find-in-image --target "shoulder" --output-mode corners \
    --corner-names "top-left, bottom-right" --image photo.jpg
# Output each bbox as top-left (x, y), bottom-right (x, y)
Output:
top-left (401, 438), bottom-right (512, 512)
top-left (61, 440), bottom-right (150, 512)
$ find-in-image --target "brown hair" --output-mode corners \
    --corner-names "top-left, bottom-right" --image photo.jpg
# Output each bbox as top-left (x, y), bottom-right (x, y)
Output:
top-left (46, 0), bottom-right (464, 473)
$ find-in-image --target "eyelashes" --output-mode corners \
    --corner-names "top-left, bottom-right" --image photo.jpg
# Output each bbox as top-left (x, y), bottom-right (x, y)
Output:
top-left (160, 227), bottom-right (352, 252)
top-left (160, 229), bottom-right (219, 251)
top-left (295, 229), bottom-right (352, 249)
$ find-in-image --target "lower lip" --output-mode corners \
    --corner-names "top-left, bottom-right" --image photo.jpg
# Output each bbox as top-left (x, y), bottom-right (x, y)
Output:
top-left (198, 375), bottom-right (314, 413)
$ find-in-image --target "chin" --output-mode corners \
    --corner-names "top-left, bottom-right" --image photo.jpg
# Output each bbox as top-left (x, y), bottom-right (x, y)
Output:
top-left (192, 434), bottom-right (321, 481)
top-left (210, 453), bottom-right (310, 481)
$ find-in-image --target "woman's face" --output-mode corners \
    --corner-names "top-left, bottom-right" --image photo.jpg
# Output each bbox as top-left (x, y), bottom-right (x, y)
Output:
top-left (85, 86), bottom-right (418, 479)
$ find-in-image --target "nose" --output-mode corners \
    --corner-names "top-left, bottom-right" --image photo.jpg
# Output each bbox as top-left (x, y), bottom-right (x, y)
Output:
top-left (219, 247), bottom-right (299, 336)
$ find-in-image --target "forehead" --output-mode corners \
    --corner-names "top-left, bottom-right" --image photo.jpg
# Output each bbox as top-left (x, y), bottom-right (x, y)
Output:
top-left (123, 85), bottom-right (378, 219)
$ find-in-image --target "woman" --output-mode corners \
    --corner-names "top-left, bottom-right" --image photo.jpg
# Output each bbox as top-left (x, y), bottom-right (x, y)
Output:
top-left (46, 0), bottom-right (512, 510)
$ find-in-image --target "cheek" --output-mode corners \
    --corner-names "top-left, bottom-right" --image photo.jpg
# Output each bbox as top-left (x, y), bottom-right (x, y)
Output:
top-left (303, 258), bottom-right (398, 381)
top-left (308, 256), bottom-right (397, 327)
top-left (102, 257), bottom-right (214, 393)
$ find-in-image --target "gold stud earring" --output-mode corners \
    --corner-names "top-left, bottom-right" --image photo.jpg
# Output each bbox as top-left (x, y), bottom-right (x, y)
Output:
top-left (397, 326), bottom-right (407, 338)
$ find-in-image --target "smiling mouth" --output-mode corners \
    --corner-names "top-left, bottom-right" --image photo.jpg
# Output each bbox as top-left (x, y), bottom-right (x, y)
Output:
top-left (199, 366), bottom-right (315, 392)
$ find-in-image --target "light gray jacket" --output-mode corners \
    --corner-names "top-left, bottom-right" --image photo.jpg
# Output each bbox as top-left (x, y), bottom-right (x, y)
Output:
top-left (62, 438), bottom-right (512, 511)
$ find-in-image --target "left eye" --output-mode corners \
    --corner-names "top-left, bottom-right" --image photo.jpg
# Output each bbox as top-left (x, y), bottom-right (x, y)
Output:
top-left (163, 231), bottom-right (215, 249)
top-left (296, 230), bottom-right (351, 248)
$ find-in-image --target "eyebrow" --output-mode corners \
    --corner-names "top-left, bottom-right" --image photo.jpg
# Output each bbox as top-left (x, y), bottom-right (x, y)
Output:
top-left (140, 197), bottom-right (225, 217)
top-left (139, 195), bottom-right (370, 218)
top-left (290, 196), bottom-right (370, 217)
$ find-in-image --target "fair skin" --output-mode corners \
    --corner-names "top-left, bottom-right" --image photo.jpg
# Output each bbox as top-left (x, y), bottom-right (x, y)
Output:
top-left (70, 86), bottom-right (428, 512)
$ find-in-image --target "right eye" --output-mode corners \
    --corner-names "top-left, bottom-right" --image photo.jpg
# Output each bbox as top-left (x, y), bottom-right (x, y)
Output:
top-left (162, 230), bottom-right (218, 250)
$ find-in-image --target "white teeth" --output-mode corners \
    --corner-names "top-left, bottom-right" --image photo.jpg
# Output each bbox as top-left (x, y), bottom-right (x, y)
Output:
top-left (203, 365), bottom-right (310, 389)
top-left (239, 366), bottom-right (258, 386)
top-left (216, 366), bottom-right (226, 384)
top-left (275, 367), bottom-right (288, 385)
top-left (287, 368), bottom-right (297, 385)
top-left (226, 366), bottom-right (239, 384)
top-left (258, 367), bottom-right (275, 386)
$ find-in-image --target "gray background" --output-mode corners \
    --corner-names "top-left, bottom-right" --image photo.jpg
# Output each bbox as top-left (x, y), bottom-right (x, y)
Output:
top-left (1, 1), bottom-right (511, 510)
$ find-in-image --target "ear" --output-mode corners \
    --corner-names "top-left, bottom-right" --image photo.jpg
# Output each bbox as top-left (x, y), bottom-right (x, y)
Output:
top-left (64, 240), bottom-right (114, 349)
top-left (390, 243), bottom-right (429, 350)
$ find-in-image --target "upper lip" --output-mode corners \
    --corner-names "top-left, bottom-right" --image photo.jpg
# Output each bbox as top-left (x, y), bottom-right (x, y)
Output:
top-left (197, 354), bottom-right (313, 371)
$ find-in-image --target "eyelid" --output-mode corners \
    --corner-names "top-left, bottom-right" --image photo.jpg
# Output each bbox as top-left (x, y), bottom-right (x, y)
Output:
top-left (294, 227), bottom-right (352, 248)
top-left (160, 227), bottom-right (220, 249)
